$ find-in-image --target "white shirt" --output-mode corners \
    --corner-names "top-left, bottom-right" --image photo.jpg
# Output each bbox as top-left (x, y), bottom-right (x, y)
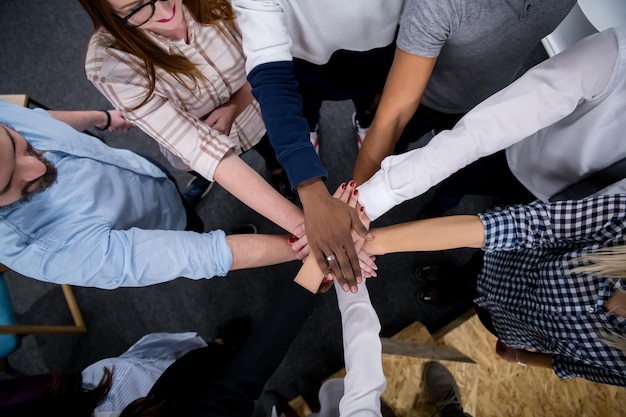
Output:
top-left (232, 0), bottom-right (405, 73)
top-left (359, 27), bottom-right (626, 220)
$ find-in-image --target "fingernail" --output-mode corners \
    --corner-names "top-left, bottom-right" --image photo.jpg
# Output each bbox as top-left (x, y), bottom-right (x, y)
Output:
top-left (360, 206), bottom-right (365, 212)
top-left (288, 236), bottom-right (297, 244)
top-left (353, 189), bottom-right (358, 195)
top-left (349, 180), bottom-right (355, 187)
top-left (341, 182), bottom-right (347, 189)
top-left (342, 283), bottom-right (350, 292)
top-left (322, 277), bottom-right (331, 283)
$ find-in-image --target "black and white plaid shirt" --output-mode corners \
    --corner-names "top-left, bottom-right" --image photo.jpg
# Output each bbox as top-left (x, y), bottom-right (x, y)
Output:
top-left (476, 195), bottom-right (626, 387)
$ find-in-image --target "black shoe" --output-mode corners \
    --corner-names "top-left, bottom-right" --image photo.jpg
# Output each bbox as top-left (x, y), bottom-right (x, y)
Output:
top-left (229, 223), bottom-right (258, 235)
top-left (260, 390), bottom-right (298, 417)
top-left (416, 287), bottom-right (447, 306)
top-left (269, 171), bottom-right (298, 203)
top-left (414, 265), bottom-right (442, 286)
top-left (183, 175), bottom-right (214, 207)
top-left (423, 362), bottom-right (465, 416)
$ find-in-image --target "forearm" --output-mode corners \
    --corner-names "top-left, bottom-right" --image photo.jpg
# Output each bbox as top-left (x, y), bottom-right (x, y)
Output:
top-left (227, 234), bottom-right (296, 270)
top-left (214, 151), bottom-right (305, 234)
top-left (354, 50), bottom-right (435, 185)
top-left (336, 280), bottom-right (385, 417)
top-left (353, 123), bottom-right (401, 186)
top-left (230, 82), bottom-right (255, 115)
top-left (357, 35), bottom-right (616, 221)
top-left (363, 215), bottom-right (485, 255)
top-left (248, 61), bottom-right (327, 187)
top-left (46, 110), bottom-right (109, 131)
top-left (40, 228), bottom-right (232, 289)
top-left (297, 177), bottom-right (330, 208)
top-left (514, 350), bottom-right (553, 369)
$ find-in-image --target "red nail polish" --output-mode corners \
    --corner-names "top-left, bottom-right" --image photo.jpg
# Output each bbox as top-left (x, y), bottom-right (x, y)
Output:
top-left (341, 182), bottom-right (347, 189)
top-left (288, 236), bottom-right (296, 244)
top-left (353, 189), bottom-right (358, 195)
top-left (360, 206), bottom-right (365, 212)
top-left (349, 180), bottom-right (356, 187)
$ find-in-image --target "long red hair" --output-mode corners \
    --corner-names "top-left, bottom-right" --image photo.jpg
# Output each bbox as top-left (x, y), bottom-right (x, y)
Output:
top-left (78, 0), bottom-right (238, 108)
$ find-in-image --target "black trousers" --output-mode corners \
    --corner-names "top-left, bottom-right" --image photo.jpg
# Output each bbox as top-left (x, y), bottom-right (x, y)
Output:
top-left (293, 40), bottom-right (396, 131)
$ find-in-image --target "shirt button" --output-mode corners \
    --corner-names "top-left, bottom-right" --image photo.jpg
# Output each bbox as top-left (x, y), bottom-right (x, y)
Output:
top-left (587, 306), bottom-right (596, 313)
top-left (211, 75), bottom-right (218, 81)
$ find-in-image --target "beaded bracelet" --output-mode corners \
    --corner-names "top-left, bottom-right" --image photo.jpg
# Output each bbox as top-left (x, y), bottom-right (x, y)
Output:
top-left (96, 110), bottom-right (111, 131)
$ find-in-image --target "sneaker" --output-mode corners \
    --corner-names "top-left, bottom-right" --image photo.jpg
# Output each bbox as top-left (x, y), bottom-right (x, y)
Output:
top-left (269, 170), bottom-right (298, 203)
top-left (423, 362), bottom-right (465, 416)
top-left (352, 112), bottom-right (369, 150)
top-left (183, 175), bottom-right (214, 207)
top-left (260, 390), bottom-right (298, 417)
top-left (310, 127), bottom-right (320, 155)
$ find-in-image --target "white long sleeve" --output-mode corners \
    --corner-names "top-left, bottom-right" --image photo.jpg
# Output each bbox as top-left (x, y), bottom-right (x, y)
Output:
top-left (358, 28), bottom-right (621, 220)
top-left (334, 280), bottom-right (386, 417)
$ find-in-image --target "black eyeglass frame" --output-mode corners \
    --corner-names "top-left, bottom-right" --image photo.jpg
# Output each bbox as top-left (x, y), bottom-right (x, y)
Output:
top-left (115, 0), bottom-right (165, 28)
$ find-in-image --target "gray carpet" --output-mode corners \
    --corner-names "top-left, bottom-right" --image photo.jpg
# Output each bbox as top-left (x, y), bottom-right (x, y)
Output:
top-left (0, 0), bottom-right (546, 404)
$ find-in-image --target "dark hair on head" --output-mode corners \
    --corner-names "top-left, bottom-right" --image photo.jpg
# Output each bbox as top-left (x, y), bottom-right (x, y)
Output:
top-left (3, 367), bottom-right (113, 417)
top-left (77, 0), bottom-right (238, 110)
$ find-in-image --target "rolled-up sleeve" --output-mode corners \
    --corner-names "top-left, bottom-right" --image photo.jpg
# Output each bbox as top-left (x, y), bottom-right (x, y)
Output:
top-left (8, 225), bottom-right (233, 289)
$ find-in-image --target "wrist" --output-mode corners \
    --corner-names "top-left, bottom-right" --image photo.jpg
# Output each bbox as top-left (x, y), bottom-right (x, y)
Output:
top-left (297, 177), bottom-right (328, 204)
top-left (95, 110), bottom-right (111, 131)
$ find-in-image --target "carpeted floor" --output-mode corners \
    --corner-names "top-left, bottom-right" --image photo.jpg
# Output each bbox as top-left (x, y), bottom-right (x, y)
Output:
top-left (0, 0), bottom-right (547, 406)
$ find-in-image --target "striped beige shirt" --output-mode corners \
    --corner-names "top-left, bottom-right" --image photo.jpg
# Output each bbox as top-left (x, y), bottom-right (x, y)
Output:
top-left (85, 9), bottom-right (265, 180)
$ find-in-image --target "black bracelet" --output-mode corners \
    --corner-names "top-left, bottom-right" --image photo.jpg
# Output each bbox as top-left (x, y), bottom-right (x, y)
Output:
top-left (96, 110), bottom-right (111, 131)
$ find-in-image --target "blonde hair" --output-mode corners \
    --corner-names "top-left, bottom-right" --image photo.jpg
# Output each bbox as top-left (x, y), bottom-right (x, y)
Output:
top-left (572, 246), bottom-right (626, 279)
top-left (570, 246), bottom-right (626, 353)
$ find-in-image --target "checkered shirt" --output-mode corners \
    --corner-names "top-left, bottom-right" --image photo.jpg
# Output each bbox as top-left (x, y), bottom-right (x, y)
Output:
top-left (476, 195), bottom-right (626, 386)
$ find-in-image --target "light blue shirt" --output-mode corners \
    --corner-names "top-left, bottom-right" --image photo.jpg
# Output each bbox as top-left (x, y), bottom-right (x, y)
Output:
top-left (82, 332), bottom-right (208, 415)
top-left (0, 100), bottom-right (232, 288)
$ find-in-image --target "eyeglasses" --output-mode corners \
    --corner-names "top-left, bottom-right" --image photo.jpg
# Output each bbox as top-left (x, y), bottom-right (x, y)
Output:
top-left (116, 0), bottom-right (167, 28)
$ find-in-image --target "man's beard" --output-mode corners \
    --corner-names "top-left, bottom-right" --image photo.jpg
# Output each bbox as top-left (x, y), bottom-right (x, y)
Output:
top-left (20, 143), bottom-right (58, 203)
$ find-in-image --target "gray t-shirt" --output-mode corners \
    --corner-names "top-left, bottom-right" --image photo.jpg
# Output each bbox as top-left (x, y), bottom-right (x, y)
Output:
top-left (398, 0), bottom-right (576, 113)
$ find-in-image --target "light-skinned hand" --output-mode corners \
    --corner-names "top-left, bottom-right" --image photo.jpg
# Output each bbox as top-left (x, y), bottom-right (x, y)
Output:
top-left (108, 110), bottom-right (134, 132)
